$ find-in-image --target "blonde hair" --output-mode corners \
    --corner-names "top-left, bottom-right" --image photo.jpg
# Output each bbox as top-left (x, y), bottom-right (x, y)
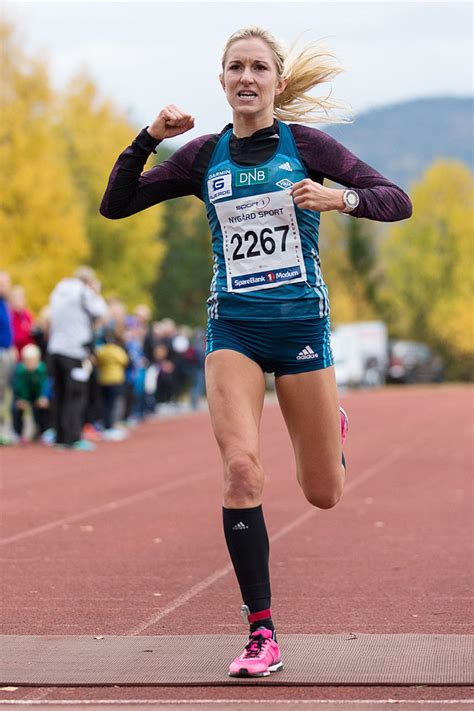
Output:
top-left (221, 26), bottom-right (349, 124)
top-left (21, 344), bottom-right (41, 361)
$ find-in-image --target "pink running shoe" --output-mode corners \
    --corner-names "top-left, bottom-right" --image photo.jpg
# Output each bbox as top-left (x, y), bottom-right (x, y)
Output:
top-left (228, 628), bottom-right (283, 677)
top-left (340, 406), bottom-right (349, 446)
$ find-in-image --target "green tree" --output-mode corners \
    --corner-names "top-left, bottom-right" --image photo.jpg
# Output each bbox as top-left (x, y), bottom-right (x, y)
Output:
top-left (346, 217), bottom-right (379, 306)
top-left (381, 160), bottom-right (473, 378)
top-left (151, 196), bottom-right (213, 326)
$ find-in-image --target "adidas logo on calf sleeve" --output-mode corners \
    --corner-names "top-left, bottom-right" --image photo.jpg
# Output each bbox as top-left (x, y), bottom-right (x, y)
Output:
top-left (232, 521), bottom-right (249, 531)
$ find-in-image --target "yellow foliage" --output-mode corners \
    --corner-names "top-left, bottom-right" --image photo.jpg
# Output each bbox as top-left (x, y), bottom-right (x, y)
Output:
top-left (382, 160), bottom-right (474, 359)
top-left (0, 21), bottom-right (88, 312)
top-left (319, 211), bottom-right (377, 324)
top-left (59, 75), bottom-right (165, 306)
top-left (1, 19), bottom-right (165, 313)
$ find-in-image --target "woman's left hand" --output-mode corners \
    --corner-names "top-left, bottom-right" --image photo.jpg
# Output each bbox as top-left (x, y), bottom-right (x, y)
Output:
top-left (290, 179), bottom-right (345, 212)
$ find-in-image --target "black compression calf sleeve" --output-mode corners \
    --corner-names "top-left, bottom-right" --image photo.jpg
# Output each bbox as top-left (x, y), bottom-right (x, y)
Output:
top-left (223, 504), bottom-right (271, 613)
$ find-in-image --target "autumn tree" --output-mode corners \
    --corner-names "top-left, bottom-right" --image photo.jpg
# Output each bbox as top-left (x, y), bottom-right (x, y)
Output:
top-left (381, 160), bottom-right (473, 378)
top-left (0, 20), bottom-right (88, 312)
top-left (151, 196), bottom-right (213, 326)
top-left (59, 74), bottom-right (165, 306)
top-left (319, 209), bottom-right (380, 325)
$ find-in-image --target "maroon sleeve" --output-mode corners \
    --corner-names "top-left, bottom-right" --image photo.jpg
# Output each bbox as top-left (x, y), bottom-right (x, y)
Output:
top-left (290, 124), bottom-right (412, 222)
top-left (99, 129), bottom-right (213, 219)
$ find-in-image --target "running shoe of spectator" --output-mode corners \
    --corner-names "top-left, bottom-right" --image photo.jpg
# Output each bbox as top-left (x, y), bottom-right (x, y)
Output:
top-left (41, 429), bottom-right (56, 446)
top-left (82, 423), bottom-right (102, 443)
top-left (228, 628), bottom-right (283, 677)
top-left (72, 439), bottom-right (96, 452)
top-left (102, 427), bottom-right (128, 442)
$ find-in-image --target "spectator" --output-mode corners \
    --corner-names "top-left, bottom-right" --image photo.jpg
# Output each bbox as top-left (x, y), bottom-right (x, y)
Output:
top-left (189, 328), bottom-right (206, 410)
top-left (96, 330), bottom-right (129, 440)
top-left (12, 343), bottom-right (50, 442)
top-left (171, 327), bottom-right (192, 402)
top-left (10, 285), bottom-right (34, 358)
top-left (134, 304), bottom-right (151, 330)
top-left (152, 343), bottom-right (176, 407)
top-left (144, 320), bottom-right (164, 363)
top-left (47, 266), bottom-right (107, 451)
top-left (143, 343), bottom-right (175, 413)
top-left (105, 296), bottom-right (127, 341)
top-left (31, 305), bottom-right (51, 360)
top-left (122, 317), bottom-right (146, 424)
top-left (0, 272), bottom-right (15, 444)
top-left (82, 350), bottom-right (103, 444)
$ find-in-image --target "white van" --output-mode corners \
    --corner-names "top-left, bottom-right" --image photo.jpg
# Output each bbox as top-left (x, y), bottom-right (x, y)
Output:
top-left (331, 321), bottom-right (389, 388)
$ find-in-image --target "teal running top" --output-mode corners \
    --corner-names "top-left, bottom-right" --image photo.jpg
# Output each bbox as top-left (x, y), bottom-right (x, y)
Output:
top-left (100, 121), bottom-right (413, 322)
top-left (203, 121), bottom-right (329, 321)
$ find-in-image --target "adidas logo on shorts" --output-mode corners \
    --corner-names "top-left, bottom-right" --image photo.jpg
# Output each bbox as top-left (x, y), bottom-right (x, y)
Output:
top-left (296, 345), bottom-right (319, 361)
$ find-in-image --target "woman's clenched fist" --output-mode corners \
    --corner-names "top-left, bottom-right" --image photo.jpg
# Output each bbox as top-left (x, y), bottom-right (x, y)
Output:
top-left (147, 105), bottom-right (195, 141)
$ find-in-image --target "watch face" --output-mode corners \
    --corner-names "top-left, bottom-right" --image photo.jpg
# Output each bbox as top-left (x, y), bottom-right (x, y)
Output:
top-left (347, 191), bottom-right (357, 206)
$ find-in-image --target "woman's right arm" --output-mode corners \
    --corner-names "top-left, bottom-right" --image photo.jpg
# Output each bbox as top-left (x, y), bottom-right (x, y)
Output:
top-left (100, 106), bottom-right (207, 219)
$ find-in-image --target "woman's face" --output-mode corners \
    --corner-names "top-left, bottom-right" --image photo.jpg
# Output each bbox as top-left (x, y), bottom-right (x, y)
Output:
top-left (221, 38), bottom-right (286, 121)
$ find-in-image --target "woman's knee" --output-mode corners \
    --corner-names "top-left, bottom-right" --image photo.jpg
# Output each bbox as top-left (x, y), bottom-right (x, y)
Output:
top-left (300, 465), bottom-right (344, 509)
top-left (224, 451), bottom-right (264, 505)
top-left (304, 489), bottom-right (342, 510)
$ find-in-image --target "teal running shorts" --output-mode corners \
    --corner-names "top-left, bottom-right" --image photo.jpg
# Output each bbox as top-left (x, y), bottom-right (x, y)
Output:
top-left (206, 316), bottom-right (334, 376)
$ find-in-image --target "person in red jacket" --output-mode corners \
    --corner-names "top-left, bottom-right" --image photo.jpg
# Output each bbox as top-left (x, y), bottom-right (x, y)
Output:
top-left (10, 285), bottom-right (34, 359)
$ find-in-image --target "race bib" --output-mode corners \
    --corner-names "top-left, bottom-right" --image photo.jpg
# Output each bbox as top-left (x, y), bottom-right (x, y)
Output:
top-left (214, 190), bottom-right (307, 293)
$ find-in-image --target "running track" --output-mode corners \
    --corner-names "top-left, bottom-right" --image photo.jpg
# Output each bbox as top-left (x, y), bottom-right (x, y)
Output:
top-left (1, 385), bottom-right (473, 709)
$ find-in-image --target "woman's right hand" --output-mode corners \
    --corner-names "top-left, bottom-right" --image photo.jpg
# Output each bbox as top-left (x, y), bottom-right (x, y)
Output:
top-left (147, 105), bottom-right (195, 141)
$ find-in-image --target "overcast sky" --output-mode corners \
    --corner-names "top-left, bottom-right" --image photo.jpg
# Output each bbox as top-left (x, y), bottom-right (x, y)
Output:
top-left (5, 0), bottom-right (473, 139)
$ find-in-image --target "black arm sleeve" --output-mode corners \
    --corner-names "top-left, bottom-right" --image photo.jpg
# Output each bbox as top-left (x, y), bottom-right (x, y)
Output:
top-left (100, 129), bottom-right (213, 219)
top-left (290, 124), bottom-right (413, 222)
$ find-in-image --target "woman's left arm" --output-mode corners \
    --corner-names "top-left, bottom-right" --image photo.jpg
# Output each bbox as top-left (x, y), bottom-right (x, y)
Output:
top-left (290, 124), bottom-right (412, 222)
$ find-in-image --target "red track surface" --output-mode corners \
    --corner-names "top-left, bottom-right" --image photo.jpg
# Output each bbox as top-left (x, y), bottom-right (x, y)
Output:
top-left (1, 385), bottom-right (473, 707)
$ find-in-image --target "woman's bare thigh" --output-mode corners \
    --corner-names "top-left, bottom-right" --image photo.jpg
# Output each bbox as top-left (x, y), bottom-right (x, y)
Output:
top-left (275, 365), bottom-right (345, 508)
top-left (205, 349), bottom-right (266, 507)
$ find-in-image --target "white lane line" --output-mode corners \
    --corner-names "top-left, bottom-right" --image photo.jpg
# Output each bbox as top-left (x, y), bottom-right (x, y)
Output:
top-left (15, 690), bottom-right (50, 703)
top-left (0, 472), bottom-right (210, 547)
top-left (128, 564), bottom-right (233, 635)
top-left (128, 434), bottom-right (428, 636)
top-left (0, 699), bottom-right (473, 705)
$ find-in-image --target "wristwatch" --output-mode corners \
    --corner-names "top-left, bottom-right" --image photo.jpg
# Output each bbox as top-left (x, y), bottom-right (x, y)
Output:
top-left (342, 189), bottom-right (360, 212)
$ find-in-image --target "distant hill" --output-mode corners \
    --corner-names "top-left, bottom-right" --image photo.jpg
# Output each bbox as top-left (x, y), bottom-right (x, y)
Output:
top-left (324, 96), bottom-right (473, 190)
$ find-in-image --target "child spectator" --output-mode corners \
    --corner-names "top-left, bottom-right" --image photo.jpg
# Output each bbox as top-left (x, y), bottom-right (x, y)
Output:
top-left (10, 285), bottom-right (34, 358)
top-left (123, 317), bottom-right (146, 424)
top-left (96, 331), bottom-right (129, 440)
top-left (12, 344), bottom-right (50, 442)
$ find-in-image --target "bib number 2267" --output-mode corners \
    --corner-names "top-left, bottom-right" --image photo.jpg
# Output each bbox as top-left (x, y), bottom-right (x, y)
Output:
top-left (231, 225), bottom-right (289, 260)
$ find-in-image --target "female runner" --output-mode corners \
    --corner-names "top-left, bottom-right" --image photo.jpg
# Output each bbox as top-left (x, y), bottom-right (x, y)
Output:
top-left (100, 26), bottom-right (412, 677)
